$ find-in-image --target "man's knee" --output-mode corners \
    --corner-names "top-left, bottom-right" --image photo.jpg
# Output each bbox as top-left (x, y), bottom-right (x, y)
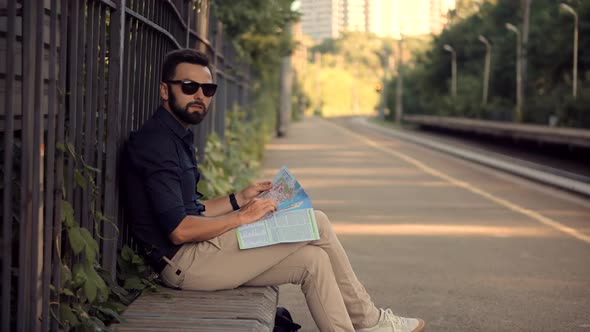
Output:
top-left (315, 210), bottom-right (329, 222)
top-left (296, 245), bottom-right (330, 272)
top-left (315, 210), bottom-right (335, 238)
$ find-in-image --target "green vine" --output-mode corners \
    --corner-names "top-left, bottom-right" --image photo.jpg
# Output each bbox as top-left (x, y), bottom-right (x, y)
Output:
top-left (198, 106), bottom-right (270, 198)
top-left (53, 143), bottom-right (158, 331)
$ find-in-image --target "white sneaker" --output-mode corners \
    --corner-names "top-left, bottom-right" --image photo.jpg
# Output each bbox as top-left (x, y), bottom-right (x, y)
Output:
top-left (356, 308), bottom-right (425, 332)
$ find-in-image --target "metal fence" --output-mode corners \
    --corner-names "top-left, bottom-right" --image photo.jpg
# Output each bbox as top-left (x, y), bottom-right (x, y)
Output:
top-left (0, 0), bottom-right (250, 330)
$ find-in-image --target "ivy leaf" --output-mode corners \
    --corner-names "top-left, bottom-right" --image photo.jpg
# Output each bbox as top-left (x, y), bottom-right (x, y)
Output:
top-left (59, 303), bottom-right (80, 327)
top-left (80, 228), bottom-right (98, 264)
top-left (61, 200), bottom-right (75, 228)
top-left (72, 263), bottom-right (88, 289)
top-left (62, 288), bottom-right (75, 297)
top-left (74, 169), bottom-right (87, 191)
top-left (96, 275), bottom-right (109, 302)
top-left (123, 276), bottom-right (146, 290)
top-left (83, 270), bottom-right (98, 303)
top-left (68, 226), bottom-right (86, 255)
top-left (116, 256), bottom-right (134, 280)
top-left (85, 260), bottom-right (109, 303)
top-left (83, 282), bottom-right (98, 304)
top-left (131, 254), bottom-right (144, 265)
top-left (60, 264), bottom-right (72, 288)
top-left (120, 245), bottom-right (134, 261)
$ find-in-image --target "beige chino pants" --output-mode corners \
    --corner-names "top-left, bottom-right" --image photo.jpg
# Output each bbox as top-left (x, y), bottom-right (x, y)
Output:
top-left (160, 210), bottom-right (380, 332)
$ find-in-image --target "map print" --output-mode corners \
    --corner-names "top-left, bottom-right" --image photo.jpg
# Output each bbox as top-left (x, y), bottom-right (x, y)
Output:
top-left (236, 166), bottom-right (319, 249)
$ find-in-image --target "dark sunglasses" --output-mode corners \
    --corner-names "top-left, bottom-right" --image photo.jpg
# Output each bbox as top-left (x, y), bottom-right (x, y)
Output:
top-left (165, 80), bottom-right (217, 97)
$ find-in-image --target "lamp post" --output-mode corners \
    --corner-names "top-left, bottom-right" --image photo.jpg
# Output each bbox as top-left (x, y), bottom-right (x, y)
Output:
top-left (395, 35), bottom-right (404, 123)
top-left (478, 35), bottom-right (491, 106)
top-left (560, 3), bottom-right (578, 99)
top-left (506, 23), bottom-right (523, 122)
top-left (443, 44), bottom-right (457, 98)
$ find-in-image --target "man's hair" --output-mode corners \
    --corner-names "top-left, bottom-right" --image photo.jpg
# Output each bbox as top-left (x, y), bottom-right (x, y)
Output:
top-left (161, 49), bottom-right (211, 82)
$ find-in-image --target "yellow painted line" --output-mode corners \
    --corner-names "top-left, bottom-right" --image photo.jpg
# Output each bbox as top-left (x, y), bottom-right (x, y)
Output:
top-left (325, 120), bottom-right (590, 245)
top-left (331, 223), bottom-right (554, 238)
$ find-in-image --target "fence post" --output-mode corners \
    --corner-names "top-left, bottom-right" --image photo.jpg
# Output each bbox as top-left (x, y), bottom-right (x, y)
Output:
top-left (1, 0), bottom-right (17, 330)
top-left (103, 0), bottom-right (126, 275)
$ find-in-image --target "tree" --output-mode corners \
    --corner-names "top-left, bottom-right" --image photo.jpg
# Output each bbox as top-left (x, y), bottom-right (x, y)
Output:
top-left (385, 0), bottom-right (590, 127)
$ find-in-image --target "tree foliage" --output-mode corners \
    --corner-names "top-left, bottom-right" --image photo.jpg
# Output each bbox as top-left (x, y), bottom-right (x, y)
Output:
top-left (211, 0), bottom-right (299, 71)
top-left (388, 0), bottom-right (590, 128)
top-left (301, 32), bottom-right (394, 117)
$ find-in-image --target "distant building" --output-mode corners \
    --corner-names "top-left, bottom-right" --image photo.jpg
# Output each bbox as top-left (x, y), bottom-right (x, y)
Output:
top-left (367, 0), bottom-right (398, 38)
top-left (344, 0), bottom-right (369, 32)
top-left (300, 0), bottom-right (455, 41)
top-left (300, 0), bottom-right (344, 41)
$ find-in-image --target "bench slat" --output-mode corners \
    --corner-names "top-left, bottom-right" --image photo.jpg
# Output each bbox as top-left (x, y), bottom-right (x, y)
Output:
top-left (114, 286), bottom-right (278, 332)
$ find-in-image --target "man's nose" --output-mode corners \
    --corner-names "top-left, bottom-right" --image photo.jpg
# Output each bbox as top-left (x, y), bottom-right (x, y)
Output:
top-left (193, 87), bottom-right (205, 100)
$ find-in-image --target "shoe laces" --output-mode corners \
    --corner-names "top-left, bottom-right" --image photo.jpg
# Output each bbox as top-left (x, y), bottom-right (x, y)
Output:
top-left (382, 309), bottom-right (406, 330)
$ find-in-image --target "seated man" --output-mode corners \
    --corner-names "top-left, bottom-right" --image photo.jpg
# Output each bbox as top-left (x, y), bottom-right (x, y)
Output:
top-left (121, 48), bottom-right (425, 332)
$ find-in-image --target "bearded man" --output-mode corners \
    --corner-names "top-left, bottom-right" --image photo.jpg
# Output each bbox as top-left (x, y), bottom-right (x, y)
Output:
top-left (122, 49), bottom-right (425, 332)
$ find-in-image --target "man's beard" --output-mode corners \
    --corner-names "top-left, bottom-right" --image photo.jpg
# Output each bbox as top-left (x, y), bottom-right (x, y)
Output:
top-left (168, 88), bottom-right (208, 125)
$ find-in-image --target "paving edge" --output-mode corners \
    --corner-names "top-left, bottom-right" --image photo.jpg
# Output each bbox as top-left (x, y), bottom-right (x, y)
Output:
top-left (357, 118), bottom-right (590, 198)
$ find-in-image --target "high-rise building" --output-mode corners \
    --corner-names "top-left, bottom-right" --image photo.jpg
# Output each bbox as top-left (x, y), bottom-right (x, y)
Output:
top-left (367, 0), bottom-right (398, 37)
top-left (300, 0), bottom-right (344, 41)
top-left (343, 0), bottom-right (368, 32)
top-left (300, 0), bottom-right (455, 41)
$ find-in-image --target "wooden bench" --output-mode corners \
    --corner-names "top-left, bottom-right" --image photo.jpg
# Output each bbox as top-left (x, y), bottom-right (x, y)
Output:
top-left (113, 286), bottom-right (279, 331)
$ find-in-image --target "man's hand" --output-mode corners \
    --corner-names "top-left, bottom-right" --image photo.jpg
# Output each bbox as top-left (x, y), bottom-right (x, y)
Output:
top-left (236, 181), bottom-right (272, 206)
top-left (237, 198), bottom-right (277, 225)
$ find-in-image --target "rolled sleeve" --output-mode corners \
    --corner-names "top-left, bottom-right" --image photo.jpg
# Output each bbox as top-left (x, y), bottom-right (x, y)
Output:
top-left (128, 132), bottom-right (186, 235)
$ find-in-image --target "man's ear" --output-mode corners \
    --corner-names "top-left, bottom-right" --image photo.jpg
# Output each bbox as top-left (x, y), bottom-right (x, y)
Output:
top-left (159, 82), bottom-right (169, 101)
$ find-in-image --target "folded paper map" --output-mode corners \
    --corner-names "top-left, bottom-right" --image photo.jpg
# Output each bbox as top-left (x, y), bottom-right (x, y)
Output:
top-left (236, 166), bottom-right (319, 249)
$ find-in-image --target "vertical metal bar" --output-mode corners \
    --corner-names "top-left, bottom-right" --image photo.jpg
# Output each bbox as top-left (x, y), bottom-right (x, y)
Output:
top-left (130, 9), bottom-right (140, 130)
top-left (42, 0), bottom-right (59, 329)
top-left (66, 0), bottom-right (79, 202)
top-left (96, 5), bottom-right (107, 225)
top-left (19, 0), bottom-right (36, 329)
top-left (129, 18), bottom-right (139, 129)
top-left (214, 22), bottom-right (225, 139)
top-left (142, 27), bottom-right (153, 125)
top-left (143, 28), bottom-right (154, 125)
top-left (138, 3), bottom-right (148, 126)
top-left (185, 0), bottom-right (190, 47)
top-left (156, 0), bottom-right (164, 109)
top-left (87, 2), bottom-right (99, 208)
top-left (121, 15), bottom-right (132, 137)
top-left (51, 1), bottom-right (70, 329)
top-left (73, 1), bottom-right (86, 222)
top-left (147, 0), bottom-right (156, 122)
top-left (216, 77), bottom-right (227, 140)
top-left (134, 19), bottom-right (146, 129)
top-left (1, 0), bottom-right (16, 329)
top-left (142, 1), bottom-right (150, 126)
top-left (82, 0), bottom-right (96, 231)
top-left (29, 0), bottom-right (46, 328)
top-left (103, 0), bottom-right (126, 275)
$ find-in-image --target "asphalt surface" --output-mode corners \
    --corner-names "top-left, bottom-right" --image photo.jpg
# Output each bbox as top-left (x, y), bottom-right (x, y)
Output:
top-left (261, 116), bottom-right (590, 332)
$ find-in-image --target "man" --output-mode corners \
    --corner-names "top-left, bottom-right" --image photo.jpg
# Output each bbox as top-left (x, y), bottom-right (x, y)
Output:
top-left (122, 48), bottom-right (425, 332)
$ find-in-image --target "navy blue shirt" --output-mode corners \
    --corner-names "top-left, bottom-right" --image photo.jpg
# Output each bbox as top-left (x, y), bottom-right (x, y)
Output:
top-left (122, 106), bottom-right (206, 267)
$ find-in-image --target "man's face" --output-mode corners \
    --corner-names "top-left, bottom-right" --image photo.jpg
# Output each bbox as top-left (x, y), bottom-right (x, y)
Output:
top-left (161, 63), bottom-right (214, 126)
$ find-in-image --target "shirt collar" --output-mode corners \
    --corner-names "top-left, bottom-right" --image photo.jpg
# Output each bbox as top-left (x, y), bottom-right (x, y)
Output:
top-left (155, 106), bottom-right (193, 141)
